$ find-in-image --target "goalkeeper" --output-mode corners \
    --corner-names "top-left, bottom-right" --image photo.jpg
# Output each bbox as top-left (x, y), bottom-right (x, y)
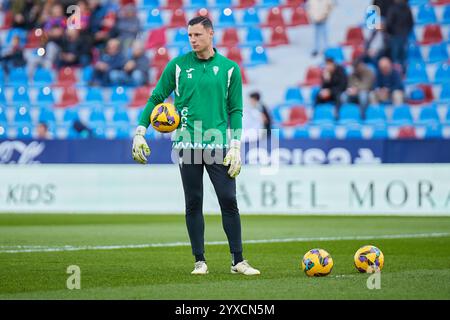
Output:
top-left (132, 16), bottom-right (260, 276)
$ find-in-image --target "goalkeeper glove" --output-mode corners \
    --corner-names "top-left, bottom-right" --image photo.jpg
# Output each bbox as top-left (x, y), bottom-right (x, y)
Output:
top-left (223, 139), bottom-right (241, 178)
top-left (132, 126), bottom-right (150, 164)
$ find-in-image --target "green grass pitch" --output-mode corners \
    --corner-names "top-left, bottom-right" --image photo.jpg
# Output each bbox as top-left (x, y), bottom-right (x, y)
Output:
top-left (0, 214), bottom-right (449, 300)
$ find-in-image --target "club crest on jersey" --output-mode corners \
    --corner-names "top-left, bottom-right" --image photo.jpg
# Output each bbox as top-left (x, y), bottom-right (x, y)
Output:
top-left (213, 66), bottom-right (219, 75)
top-left (186, 68), bottom-right (195, 79)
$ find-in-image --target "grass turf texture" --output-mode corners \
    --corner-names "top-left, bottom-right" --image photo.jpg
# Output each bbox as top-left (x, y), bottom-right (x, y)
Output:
top-left (0, 214), bottom-right (449, 300)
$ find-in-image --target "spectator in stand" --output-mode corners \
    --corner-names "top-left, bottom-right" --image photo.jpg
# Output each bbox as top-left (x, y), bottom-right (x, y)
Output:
top-left (57, 28), bottom-right (92, 68)
top-left (92, 38), bottom-right (127, 86)
top-left (385, 0), bottom-right (414, 73)
top-left (307, 0), bottom-right (334, 57)
top-left (0, 35), bottom-right (26, 73)
top-left (43, 3), bottom-right (67, 32)
top-left (341, 58), bottom-right (375, 116)
top-left (249, 91), bottom-right (272, 136)
top-left (67, 0), bottom-right (92, 31)
top-left (315, 57), bottom-right (348, 110)
top-left (365, 0), bottom-right (394, 51)
top-left (370, 56), bottom-right (404, 106)
top-left (36, 122), bottom-right (53, 140)
top-left (123, 41), bottom-right (150, 86)
top-left (11, 0), bottom-right (43, 30)
top-left (109, 4), bottom-right (141, 53)
top-left (88, 0), bottom-right (117, 49)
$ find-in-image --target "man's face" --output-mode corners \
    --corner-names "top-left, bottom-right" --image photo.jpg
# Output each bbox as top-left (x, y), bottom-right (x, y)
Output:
top-left (379, 58), bottom-right (392, 75)
top-left (188, 23), bottom-right (213, 53)
top-left (325, 61), bottom-right (335, 73)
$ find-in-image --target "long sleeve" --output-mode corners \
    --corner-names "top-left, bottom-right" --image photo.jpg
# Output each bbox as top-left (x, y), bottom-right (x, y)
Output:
top-left (227, 64), bottom-right (243, 141)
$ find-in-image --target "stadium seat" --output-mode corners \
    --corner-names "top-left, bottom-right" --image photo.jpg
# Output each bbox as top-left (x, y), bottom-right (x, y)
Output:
top-left (5, 28), bottom-right (27, 47)
top-left (152, 47), bottom-right (170, 68)
top-left (145, 28), bottom-right (166, 49)
top-left (36, 87), bottom-right (55, 107)
top-left (409, 0), bottom-right (428, 5)
top-left (62, 108), bottom-right (79, 124)
top-left (397, 126), bottom-right (417, 139)
top-left (282, 106), bottom-right (308, 126)
top-left (242, 27), bottom-right (264, 47)
top-left (129, 86), bottom-right (151, 107)
top-left (11, 86), bottom-right (30, 106)
top-left (168, 28), bottom-right (189, 48)
top-left (420, 24), bottom-right (443, 45)
top-left (390, 105), bottom-right (413, 125)
top-left (112, 109), bottom-right (130, 124)
top-left (259, 0), bottom-right (281, 7)
top-left (424, 123), bottom-right (442, 139)
top-left (25, 28), bottom-right (44, 48)
top-left (244, 46), bottom-right (269, 67)
top-left (164, 0), bottom-right (183, 9)
top-left (14, 106), bottom-right (32, 124)
top-left (54, 67), bottom-right (77, 87)
top-left (240, 66), bottom-right (248, 84)
top-left (302, 67), bottom-right (322, 86)
top-left (0, 68), bottom-right (4, 85)
top-left (345, 124), bottom-right (363, 139)
top-left (8, 67), bottom-right (28, 86)
top-left (0, 87), bottom-right (6, 105)
top-left (226, 47), bottom-right (243, 65)
top-left (283, 0), bottom-right (305, 8)
top-left (55, 87), bottom-right (80, 108)
top-left (415, 4), bottom-right (437, 25)
top-left (235, 0), bottom-right (256, 8)
top-left (89, 108), bottom-right (107, 126)
top-left (338, 103), bottom-right (361, 124)
top-left (113, 123), bottom-right (132, 139)
top-left (80, 66), bottom-right (94, 85)
top-left (365, 105), bottom-right (386, 125)
top-left (84, 87), bottom-right (104, 105)
top-left (433, 62), bottom-right (450, 84)
top-left (145, 9), bottom-right (164, 29)
top-left (268, 26), bottom-right (289, 47)
top-left (427, 42), bottom-right (449, 63)
top-left (240, 8), bottom-right (261, 27)
top-left (284, 87), bottom-right (304, 104)
top-left (438, 85), bottom-right (450, 103)
top-left (168, 9), bottom-right (187, 28)
top-left (0, 10), bottom-right (13, 30)
top-left (289, 6), bottom-right (309, 26)
top-left (407, 43), bottom-right (424, 63)
top-left (17, 125), bottom-right (33, 139)
top-left (417, 84), bottom-right (434, 103)
top-left (140, 0), bottom-right (160, 8)
top-left (214, 0), bottom-right (233, 8)
top-left (178, 45), bottom-right (191, 57)
top-left (38, 108), bottom-right (56, 124)
top-left (417, 107), bottom-right (440, 125)
top-left (33, 68), bottom-right (54, 87)
top-left (187, 0), bottom-right (208, 9)
top-left (110, 86), bottom-right (130, 107)
top-left (220, 28), bottom-right (240, 47)
top-left (405, 62), bottom-right (429, 84)
top-left (442, 5), bottom-right (450, 24)
top-left (0, 106), bottom-right (7, 123)
top-left (263, 7), bottom-right (286, 28)
top-left (312, 104), bottom-right (335, 125)
top-left (407, 86), bottom-right (425, 105)
top-left (217, 8), bottom-right (237, 28)
top-left (318, 124), bottom-right (336, 139)
top-left (341, 27), bottom-right (364, 47)
top-left (324, 47), bottom-right (345, 64)
top-left (370, 125), bottom-right (388, 139)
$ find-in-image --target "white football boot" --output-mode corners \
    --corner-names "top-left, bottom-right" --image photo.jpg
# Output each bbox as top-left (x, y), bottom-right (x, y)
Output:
top-left (191, 261), bottom-right (208, 275)
top-left (231, 260), bottom-right (260, 275)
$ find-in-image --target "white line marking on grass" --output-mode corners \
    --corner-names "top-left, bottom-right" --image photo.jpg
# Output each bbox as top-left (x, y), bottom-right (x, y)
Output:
top-left (0, 232), bottom-right (449, 253)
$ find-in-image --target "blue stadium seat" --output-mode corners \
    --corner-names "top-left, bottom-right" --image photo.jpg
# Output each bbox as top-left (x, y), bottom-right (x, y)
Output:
top-left (38, 108), bottom-right (56, 124)
top-left (16, 125), bottom-right (32, 139)
top-left (405, 63), bottom-right (429, 84)
top-left (140, 0), bottom-right (160, 8)
top-left (427, 42), bottom-right (449, 63)
top-left (312, 104), bottom-right (335, 125)
top-left (214, 0), bottom-right (232, 8)
top-left (14, 106), bottom-right (32, 124)
top-left (89, 109), bottom-right (106, 126)
top-left (8, 68), bottom-right (28, 86)
top-left (0, 68), bottom-right (4, 85)
top-left (113, 123), bottom-right (131, 139)
top-left (324, 47), bottom-right (345, 64)
top-left (407, 43), bottom-right (424, 63)
top-left (112, 109), bottom-right (130, 124)
top-left (370, 125), bottom-right (388, 139)
top-left (338, 103), bottom-right (361, 124)
top-left (0, 87), bottom-right (7, 105)
top-left (62, 108), bottom-right (79, 124)
top-left (434, 62), bottom-right (450, 85)
top-left (168, 28), bottom-right (189, 48)
top-left (187, 0), bottom-right (207, 9)
top-left (284, 87), bottom-right (303, 104)
top-left (415, 4), bottom-right (437, 25)
top-left (0, 106), bottom-right (7, 123)
top-left (242, 27), bottom-right (264, 47)
top-left (178, 45), bottom-right (191, 56)
top-left (309, 86), bottom-right (320, 104)
top-left (417, 107), bottom-right (439, 125)
top-left (36, 87), bottom-right (55, 107)
top-left (240, 8), bottom-right (261, 27)
top-left (345, 124), bottom-right (363, 139)
top-left (32, 68), bottom-right (54, 87)
top-left (292, 126), bottom-right (309, 138)
top-left (0, 124), bottom-right (6, 139)
top-left (409, 0), bottom-right (428, 5)
top-left (390, 105), bottom-right (413, 125)
top-left (5, 28), bottom-right (27, 47)
top-left (110, 86), bottom-right (130, 107)
top-left (408, 30), bottom-right (417, 44)
top-left (258, 0), bottom-right (281, 8)
top-left (424, 123), bottom-right (442, 139)
top-left (217, 8), bottom-right (237, 28)
top-left (84, 87), bottom-right (104, 104)
top-left (365, 105), bottom-right (386, 125)
top-left (408, 86), bottom-right (425, 103)
top-left (318, 124), bottom-right (336, 139)
top-left (438, 85), bottom-right (450, 103)
top-left (145, 9), bottom-right (164, 29)
top-left (80, 66), bottom-right (94, 85)
top-left (244, 46), bottom-right (269, 67)
top-left (11, 86), bottom-right (30, 106)
top-left (442, 5), bottom-right (450, 24)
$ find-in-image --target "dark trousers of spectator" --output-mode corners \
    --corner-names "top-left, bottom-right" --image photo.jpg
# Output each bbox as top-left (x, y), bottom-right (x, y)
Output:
top-left (389, 35), bottom-right (408, 72)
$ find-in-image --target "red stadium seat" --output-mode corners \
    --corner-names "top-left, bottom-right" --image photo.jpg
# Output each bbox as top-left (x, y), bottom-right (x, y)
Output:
top-left (0, 11), bottom-right (13, 30)
top-left (263, 7), bottom-right (286, 28)
top-left (397, 126), bottom-right (417, 139)
top-left (302, 66), bottom-right (322, 86)
top-left (54, 67), bottom-right (77, 87)
top-left (283, 106), bottom-right (308, 127)
top-left (420, 24), bottom-right (443, 45)
top-left (55, 87), bottom-right (79, 108)
top-left (351, 46), bottom-right (365, 62)
top-left (341, 27), bottom-right (364, 47)
top-left (283, 0), bottom-right (305, 8)
top-left (220, 28), bottom-right (240, 48)
top-left (268, 26), bottom-right (289, 47)
top-left (235, 0), bottom-right (256, 8)
top-left (240, 66), bottom-right (248, 84)
top-left (151, 47), bottom-right (170, 68)
top-left (145, 28), bottom-right (167, 49)
top-left (289, 6), bottom-right (309, 26)
top-left (168, 9), bottom-right (187, 28)
top-left (129, 86), bottom-right (152, 108)
top-left (25, 28), bottom-right (44, 48)
top-left (226, 47), bottom-right (243, 65)
top-left (164, 0), bottom-right (183, 9)
top-left (418, 84), bottom-right (434, 103)
top-left (197, 8), bottom-right (210, 19)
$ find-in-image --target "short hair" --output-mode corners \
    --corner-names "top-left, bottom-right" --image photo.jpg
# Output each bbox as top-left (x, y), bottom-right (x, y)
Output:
top-left (249, 91), bottom-right (261, 101)
top-left (188, 16), bottom-right (214, 30)
top-left (325, 57), bottom-right (335, 64)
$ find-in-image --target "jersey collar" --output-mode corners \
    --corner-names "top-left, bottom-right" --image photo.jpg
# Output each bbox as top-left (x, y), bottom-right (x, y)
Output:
top-left (192, 48), bottom-right (218, 63)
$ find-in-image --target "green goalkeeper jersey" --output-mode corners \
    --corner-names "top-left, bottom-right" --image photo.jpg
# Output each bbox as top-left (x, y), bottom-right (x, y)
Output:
top-left (138, 49), bottom-right (243, 149)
